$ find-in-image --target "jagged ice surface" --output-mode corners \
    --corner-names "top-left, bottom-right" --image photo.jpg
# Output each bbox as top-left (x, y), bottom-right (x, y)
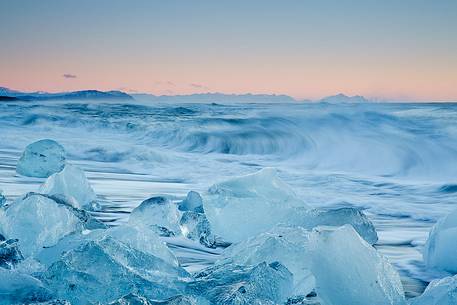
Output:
top-left (203, 168), bottom-right (308, 243)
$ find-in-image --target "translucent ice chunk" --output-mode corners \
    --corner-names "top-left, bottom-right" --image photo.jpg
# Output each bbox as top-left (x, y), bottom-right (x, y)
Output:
top-left (0, 268), bottom-right (53, 305)
top-left (203, 168), bottom-right (308, 242)
top-left (108, 293), bottom-right (206, 305)
top-left (42, 236), bottom-right (190, 305)
top-left (29, 301), bottom-right (71, 305)
top-left (187, 261), bottom-right (293, 304)
top-left (409, 275), bottom-right (457, 305)
top-left (37, 224), bottom-right (178, 268)
top-left (0, 193), bottom-right (83, 257)
top-left (39, 164), bottom-right (97, 210)
top-left (309, 225), bottom-right (406, 305)
top-left (424, 208), bottom-right (457, 273)
top-left (0, 238), bottom-right (24, 268)
top-left (221, 226), bottom-right (315, 296)
top-left (105, 224), bottom-right (179, 267)
top-left (286, 207), bottom-right (378, 244)
top-left (180, 211), bottom-right (216, 248)
top-left (129, 196), bottom-right (181, 237)
top-left (0, 190), bottom-right (6, 207)
top-left (178, 191), bottom-right (204, 213)
top-left (16, 139), bottom-right (66, 178)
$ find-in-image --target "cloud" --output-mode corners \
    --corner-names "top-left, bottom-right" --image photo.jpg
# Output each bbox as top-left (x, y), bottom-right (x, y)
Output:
top-left (189, 83), bottom-right (209, 89)
top-left (63, 73), bottom-right (77, 79)
top-left (155, 81), bottom-right (175, 86)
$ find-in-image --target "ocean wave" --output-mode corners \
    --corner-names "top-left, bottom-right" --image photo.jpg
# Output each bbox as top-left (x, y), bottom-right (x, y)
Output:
top-left (2, 102), bottom-right (457, 179)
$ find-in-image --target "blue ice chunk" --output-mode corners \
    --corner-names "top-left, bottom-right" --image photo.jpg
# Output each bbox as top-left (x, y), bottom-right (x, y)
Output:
top-left (108, 293), bottom-right (207, 305)
top-left (37, 224), bottom-right (178, 269)
top-left (309, 225), bottom-right (406, 305)
top-left (16, 139), bottom-right (66, 178)
top-left (0, 193), bottom-right (85, 257)
top-left (180, 211), bottom-right (216, 248)
top-left (0, 268), bottom-right (53, 305)
top-left (285, 207), bottom-right (378, 244)
top-left (203, 168), bottom-right (308, 243)
top-left (424, 208), bottom-right (457, 273)
top-left (129, 196), bottom-right (181, 237)
top-left (0, 238), bottom-right (23, 268)
top-left (179, 191), bottom-right (204, 213)
top-left (221, 226), bottom-right (315, 297)
top-left (29, 301), bottom-right (71, 305)
top-left (39, 165), bottom-right (98, 210)
top-left (41, 236), bottom-right (190, 305)
top-left (187, 261), bottom-right (293, 304)
top-left (409, 274), bottom-right (457, 305)
top-left (0, 190), bottom-right (6, 207)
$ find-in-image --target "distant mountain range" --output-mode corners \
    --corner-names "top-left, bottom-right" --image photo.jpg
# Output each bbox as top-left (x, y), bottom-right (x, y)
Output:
top-left (0, 86), bottom-right (372, 103)
top-left (131, 92), bottom-right (298, 103)
top-left (318, 93), bottom-right (370, 104)
top-left (132, 92), bottom-right (372, 104)
top-left (0, 87), bottom-right (134, 101)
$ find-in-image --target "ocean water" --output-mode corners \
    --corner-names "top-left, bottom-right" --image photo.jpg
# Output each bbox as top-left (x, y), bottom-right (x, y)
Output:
top-left (1, 100), bottom-right (457, 297)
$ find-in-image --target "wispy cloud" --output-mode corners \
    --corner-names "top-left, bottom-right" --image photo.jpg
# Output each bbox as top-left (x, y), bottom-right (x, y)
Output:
top-left (155, 81), bottom-right (175, 86)
top-left (63, 73), bottom-right (77, 79)
top-left (189, 83), bottom-right (209, 89)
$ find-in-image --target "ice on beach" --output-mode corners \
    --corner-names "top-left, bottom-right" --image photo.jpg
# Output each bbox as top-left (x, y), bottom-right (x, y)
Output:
top-left (203, 168), bottom-right (308, 242)
top-left (105, 224), bottom-right (179, 266)
top-left (109, 294), bottom-right (205, 305)
top-left (286, 207), bottom-right (378, 244)
top-left (0, 268), bottom-right (53, 305)
top-left (39, 165), bottom-right (98, 210)
top-left (29, 301), bottom-right (71, 305)
top-left (180, 211), bottom-right (216, 248)
top-left (0, 193), bottom-right (83, 257)
top-left (16, 139), bottom-right (66, 178)
top-left (0, 190), bottom-right (5, 207)
top-left (179, 191), bottom-right (204, 213)
top-left (37, 224), bottom-right (178, 268)
top-left (221, 226), bottom-right (315, 296)
top-left (424, 208), bottom-right (457, 273)
top-left (409, 274), bottom-right (457, 305)
top-left (0, 238), bottom-right (23, 268)
top-left (309, 225), bottom-right (406, 305)
top-left (187, 261), bottom-right (293, 305)
top-left (42, 236), bottom-right (190, 305)
top-left (129, 196), bottom-right (181, 237)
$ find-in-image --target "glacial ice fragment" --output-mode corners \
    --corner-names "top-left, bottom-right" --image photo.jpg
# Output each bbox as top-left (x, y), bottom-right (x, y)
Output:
top-left (0, 193), bottom-right (83, 257)
top-left (0, 238), bottom-right (24, 268)
top-left (16, 139), bottom-right (66, 178)
top-left (129, 196), bottom-right (181, 237)
top-left (221, 226), bottom-right (315, 296)
top-left (108, 293), bottom-right (206, 305)
top-left (29, 301), bottom-right (71, 305)
top-left (0, 268), bottom-right (53, 305)
top-left (409, 274), bottom-right (457, 305)
top-left (106, 224), bottom-right (179, 266)
top-left (180, 211), bottom-right (216, 248)
top-left (41, 236), bottom-right (190, 305)
top-left (309, 225), bottom-right (406, 305)
top-left (179, 191), bottom-right (204, 213)
top-left (187, 261), bottom-right (293, 305)
top-left (39, 164), bottom-right (98, 210)
top-left (203, 168), bottom-right (308, 242)
top-left (424, 208), bottom-right (457, 273)
top-left (286, 207), bottom-right (378, 244)
top-left (0, 190), bottom-right (5, 207)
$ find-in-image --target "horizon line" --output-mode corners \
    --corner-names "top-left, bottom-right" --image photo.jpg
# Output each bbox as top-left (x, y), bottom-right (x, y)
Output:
top-left (1, 85), bottom-right (457, 103)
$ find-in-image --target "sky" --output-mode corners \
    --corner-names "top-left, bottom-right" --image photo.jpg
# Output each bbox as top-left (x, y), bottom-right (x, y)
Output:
top-left (0, 0), bottom-right (456, 101)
